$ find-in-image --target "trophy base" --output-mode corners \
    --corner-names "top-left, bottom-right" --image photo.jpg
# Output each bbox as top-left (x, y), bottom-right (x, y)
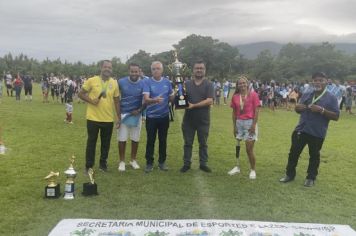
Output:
top-left (175, 96), bottom-right (189, 109)
top-left (63, 183), bottom-right (75, 200)
top-left (45, 184), bottom-right (60, 198)
top-left (63, 192), bottom-right (74, 200)
top-left (82, 183), bottom-right (98, 196)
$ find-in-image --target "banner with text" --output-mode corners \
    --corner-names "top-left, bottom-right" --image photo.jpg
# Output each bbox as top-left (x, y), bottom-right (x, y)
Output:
top-left (48, 219), bottom-right (356, 236)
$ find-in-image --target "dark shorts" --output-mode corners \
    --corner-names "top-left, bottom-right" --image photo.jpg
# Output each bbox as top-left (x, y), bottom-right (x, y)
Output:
top-left (25, 86), bottom-right (32, 95)
top-left (289, 98), bottom-right (297, 103)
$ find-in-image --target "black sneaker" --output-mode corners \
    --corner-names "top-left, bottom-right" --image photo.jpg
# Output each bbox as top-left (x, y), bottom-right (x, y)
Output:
top-left (199, 165), bottom-right (212, 173)
top-left (158, 163), bottom-right (168, 171)
top-left (145, 164), bottom-right (153, 173)
top-left (180, 165), bottom-right (191, 173)
top-left (99, 165), bottom-right (108, 172)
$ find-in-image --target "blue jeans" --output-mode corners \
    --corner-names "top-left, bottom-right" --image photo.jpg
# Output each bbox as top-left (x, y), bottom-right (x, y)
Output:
top-left (14, 86), bottom-right (22, 100)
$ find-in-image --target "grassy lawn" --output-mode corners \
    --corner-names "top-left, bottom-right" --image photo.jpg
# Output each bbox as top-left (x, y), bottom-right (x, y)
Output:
top-left (0, 84), bottom-right (355, 235)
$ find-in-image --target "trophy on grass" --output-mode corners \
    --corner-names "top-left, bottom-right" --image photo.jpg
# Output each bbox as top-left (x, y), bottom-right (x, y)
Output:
top-left (64, 155), bottom-right (77, 200)
top-left (44, 171), bottom-right (60, 198)
top-left (168, 50), bottom-right (189, 109)
top-left (82, 168), bottom-right (98, 196)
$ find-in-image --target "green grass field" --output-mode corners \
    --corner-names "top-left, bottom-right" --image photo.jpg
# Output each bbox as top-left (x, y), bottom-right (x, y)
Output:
top-left (0, 84), bottom-right (355, 236)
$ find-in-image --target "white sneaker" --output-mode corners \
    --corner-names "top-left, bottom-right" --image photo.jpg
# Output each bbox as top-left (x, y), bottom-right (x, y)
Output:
top-left (0, 145), bottom-right (5, 155)
top-left (228, 166), bottom-right (240, 175)
top-left (249, 170), bottom-right (256, 179)
top-left (118, 161), bottom-right (126, 172)
top-left (130, 160), bottom-right (140, 169)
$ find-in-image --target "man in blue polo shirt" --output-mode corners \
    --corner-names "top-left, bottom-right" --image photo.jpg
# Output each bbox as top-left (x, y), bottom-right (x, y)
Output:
top-left (280, 72), bottom-right (339, 187)
top-left (117, 63), bottom-right (145, 172)
top-left (143, 61), bottom-right (175, 173)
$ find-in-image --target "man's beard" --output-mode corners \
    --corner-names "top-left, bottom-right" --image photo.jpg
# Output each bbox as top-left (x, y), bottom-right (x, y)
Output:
top-left (102, 71), bottom-right (112, 78)
top-left (194, 74), bottom-right (204, 79)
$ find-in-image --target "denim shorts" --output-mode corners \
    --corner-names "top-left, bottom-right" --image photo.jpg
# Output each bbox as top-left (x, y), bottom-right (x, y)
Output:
top-left (236, 119), bottom-right (258, 141)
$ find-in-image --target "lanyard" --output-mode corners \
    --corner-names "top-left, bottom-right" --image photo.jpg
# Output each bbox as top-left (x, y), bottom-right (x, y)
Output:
top-left (100, 78), bottom-right (109, 94)
top-left (239, 93), bottom-right (248, 112)
top-left (311, 88), bottom-right (326, 105)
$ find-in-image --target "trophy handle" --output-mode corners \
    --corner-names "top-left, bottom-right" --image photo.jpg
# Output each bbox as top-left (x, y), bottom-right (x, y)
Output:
top-left (182, 63), bottom-right (187, 72)
top-left (167, 64), bottom-right (173, 73)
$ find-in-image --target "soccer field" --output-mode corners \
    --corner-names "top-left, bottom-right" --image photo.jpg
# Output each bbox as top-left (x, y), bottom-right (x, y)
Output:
top-left (0, 84), bottom-right (355, 235)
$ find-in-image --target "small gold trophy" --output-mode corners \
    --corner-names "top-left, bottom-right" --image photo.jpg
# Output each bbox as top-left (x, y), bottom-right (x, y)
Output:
top-left (168, 49), bottom-right (189, 109)
top-left (44, 171), bottom-right (60, 198)
top-left (63, 155), bottom-right (77, 200)
top-left (82, 168), bottom-right (98, 196)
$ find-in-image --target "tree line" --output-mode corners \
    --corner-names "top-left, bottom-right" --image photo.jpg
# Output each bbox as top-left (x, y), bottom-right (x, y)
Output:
top-left (1, 34), bottom-right (356, 82)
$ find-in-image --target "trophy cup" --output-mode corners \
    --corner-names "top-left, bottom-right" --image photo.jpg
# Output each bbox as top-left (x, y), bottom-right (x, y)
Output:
top-left (44, 171), bottom-right (60, 198)
top-left (82, 168), bottom-right (98, 196)
top-left (63, 155), bottom-right (77, 200)
top-left (168, 50), bottom-right (189, 109)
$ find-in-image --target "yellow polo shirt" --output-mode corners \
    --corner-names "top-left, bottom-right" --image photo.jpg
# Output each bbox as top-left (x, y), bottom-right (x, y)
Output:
top-left (82, 76), bottom-right (120, 122)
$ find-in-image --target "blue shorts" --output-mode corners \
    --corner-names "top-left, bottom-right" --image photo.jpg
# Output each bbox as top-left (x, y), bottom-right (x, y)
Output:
top-left (236, 119), bottom-right (258, 141)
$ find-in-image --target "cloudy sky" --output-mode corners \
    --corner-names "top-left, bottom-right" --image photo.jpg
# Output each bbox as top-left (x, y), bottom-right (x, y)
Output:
top-left (1, 0), bottom-right (356, 63)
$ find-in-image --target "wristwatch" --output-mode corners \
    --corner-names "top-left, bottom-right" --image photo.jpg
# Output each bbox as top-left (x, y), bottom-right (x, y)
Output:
top-left (321, 107), bottom-right (325, 114)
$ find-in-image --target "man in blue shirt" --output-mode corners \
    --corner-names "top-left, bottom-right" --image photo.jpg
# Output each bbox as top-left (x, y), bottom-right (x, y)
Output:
top-left (143, 61), bottom-right (175, 173)
top-left (117, 63), bottom-right (145, 172)
top-left (280, 72), bottom-right (339, 187)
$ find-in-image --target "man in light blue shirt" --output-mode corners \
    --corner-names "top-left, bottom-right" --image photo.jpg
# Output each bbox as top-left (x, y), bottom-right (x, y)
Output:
top-left (143, 61), bottom-right (175, 172)
top-left (117, 63), bottom-right (145, 172)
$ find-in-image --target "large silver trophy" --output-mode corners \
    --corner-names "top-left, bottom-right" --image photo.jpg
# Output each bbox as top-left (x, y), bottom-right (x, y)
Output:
top-left (64, 155), bottom-right (77, 200)
top-left (168, 50), bottom-right (188, 109)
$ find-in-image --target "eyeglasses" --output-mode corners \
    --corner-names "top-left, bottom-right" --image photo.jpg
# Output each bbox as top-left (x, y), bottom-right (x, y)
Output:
top-left (151, 67), bottom-right (162, 71)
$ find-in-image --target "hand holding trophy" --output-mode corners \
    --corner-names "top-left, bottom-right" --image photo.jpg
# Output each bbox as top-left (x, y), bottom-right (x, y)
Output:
top-left (168, 50), bottom-right (189, 109)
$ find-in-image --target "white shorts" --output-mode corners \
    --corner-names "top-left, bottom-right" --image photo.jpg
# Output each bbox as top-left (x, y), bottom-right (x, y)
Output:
top-left (117, 115), bottom-right (142, 142)
top-left (236, 119), bottom-right (258, 141)
top-left (223, 91), bottom-right (228, 98)
top-left (65, 103), bottom-right (73, 113)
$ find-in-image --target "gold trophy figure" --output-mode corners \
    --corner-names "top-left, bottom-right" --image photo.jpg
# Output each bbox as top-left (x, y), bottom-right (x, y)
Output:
top-left (168, 50), bottom-right (189, 109)
top-left (82, 168), bottom-right (98, 196)
top-left (44, 171), bottom-right (60, 198)
top-left (63, 155), bottom-right (77, 200)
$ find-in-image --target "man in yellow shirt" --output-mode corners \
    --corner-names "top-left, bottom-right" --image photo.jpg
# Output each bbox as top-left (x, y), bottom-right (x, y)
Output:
top-left (79, 60), bottom-right (120, 172)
